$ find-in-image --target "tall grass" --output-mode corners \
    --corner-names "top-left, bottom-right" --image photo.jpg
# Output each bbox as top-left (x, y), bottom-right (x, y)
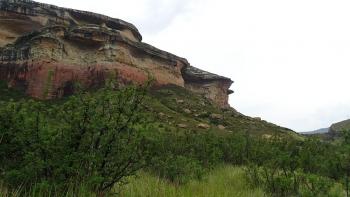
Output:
top-left (0, 182), bottom-right (96, 197)
top-left (119, 166), bottom-right (265, 197)
top-left (0, 166), bottom-right (264, 197)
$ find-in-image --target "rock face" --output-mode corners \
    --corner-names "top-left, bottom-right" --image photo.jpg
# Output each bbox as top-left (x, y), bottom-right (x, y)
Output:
top-left (0, 0), bottom-right (233, 107)
top-left (183, 66), bottom-right (233, 107)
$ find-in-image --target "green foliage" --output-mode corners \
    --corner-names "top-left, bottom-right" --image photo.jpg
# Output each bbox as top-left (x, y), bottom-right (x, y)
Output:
top-left (340, 130), bottom-right (350, 197)
top-left (0, 81), bottom-right (150, 195)
top-left (299, 174), bottom-right (335, 197)
top-left (0, 181), bottom-right (97, 197)
top-left (145, 131), bottom-right (223, 184)
top-left (0, 82), bottom-right (348, 196)
top-left (219, 133), bottom-right (246, 164)
top-left (243, 134), bottom-right (346, 196)
top-left (0, 166), bottom-right (266, 197)
top-left (0, 80), bottom-right (26, 101)
top-left (151, 155), bottom-right (204, 185)
top-left (246, 165), bottom-right (340, 197)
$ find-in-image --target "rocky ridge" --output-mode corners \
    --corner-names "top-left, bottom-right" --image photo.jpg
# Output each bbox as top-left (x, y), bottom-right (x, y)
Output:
top-left (0, 0), bottom-right (233, 107)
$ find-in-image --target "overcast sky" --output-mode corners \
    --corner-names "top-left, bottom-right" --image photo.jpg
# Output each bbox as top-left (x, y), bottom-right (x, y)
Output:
top-left (37, 0), bottom-right (350, 132)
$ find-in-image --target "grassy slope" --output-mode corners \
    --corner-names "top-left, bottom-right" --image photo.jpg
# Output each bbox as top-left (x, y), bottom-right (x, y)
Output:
top-left (147, 85), bottom-right (300, 138)
top-left (120, 166), bottom-right (265, 197)
top-left (0, 81), bottom-right (300, 138)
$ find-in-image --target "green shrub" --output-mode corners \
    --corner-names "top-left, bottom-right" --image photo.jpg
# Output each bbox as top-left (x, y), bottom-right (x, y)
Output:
top-left (245, 165), bottom-right (340, 197)
top-left (219, 133), bottom-right (246, 165)
top-left (144, 130), bottom-right (225, 184)
top-left (299, 174), bottom-right (335, 197)
top-left (0, 81), bottom-right (150, 196)
top-left (151, 155), bottom-right (204, 184)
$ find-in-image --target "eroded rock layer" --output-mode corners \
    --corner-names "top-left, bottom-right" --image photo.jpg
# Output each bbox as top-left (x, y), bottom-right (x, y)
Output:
top-left (0, 0), bottom-right (233, 107)
top-left (183, 66), bottom-right (233, 108)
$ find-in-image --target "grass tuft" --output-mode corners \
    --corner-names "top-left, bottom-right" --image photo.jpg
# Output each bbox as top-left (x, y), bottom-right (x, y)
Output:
top-left (120, 166), bottom-right (265, 197)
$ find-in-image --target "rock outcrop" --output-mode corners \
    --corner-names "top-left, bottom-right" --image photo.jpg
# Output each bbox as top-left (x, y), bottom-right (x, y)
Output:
top-left (183, 66), bottom-right (233, 108)
top-left (0, 0), bottom-right (233, 107)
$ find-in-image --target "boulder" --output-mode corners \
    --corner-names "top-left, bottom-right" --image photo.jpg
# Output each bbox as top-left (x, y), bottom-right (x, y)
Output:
top-left (254, 117), bottom-right (262, 121)
top-left (176, 99), bottom-right (185, 104)
top-left (184, 109), bottom-right (191, 114)
top-left (210, 113), bottom-right (223, 120)
top-left (197, 123), bottom-right (210, 129)
top-left (177, 124), bottom-right (188, 128)
top-left (218, 125), bottom-right (226, 130)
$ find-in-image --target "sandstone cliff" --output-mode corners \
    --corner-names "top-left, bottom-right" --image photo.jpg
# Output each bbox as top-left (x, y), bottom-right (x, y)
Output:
top-left (0, 0), bottom-right (233, 107)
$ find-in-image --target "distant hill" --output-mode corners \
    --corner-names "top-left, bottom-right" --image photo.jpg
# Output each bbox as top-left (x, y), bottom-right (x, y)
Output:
top-left (303, 119), bottom-right (350, 140)
top-left (301, 127), bottom-right (329, 135)
top-left (329, 119), bottom-right (350, 137)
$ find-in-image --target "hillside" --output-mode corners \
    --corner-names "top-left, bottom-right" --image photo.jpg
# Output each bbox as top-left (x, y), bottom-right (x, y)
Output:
top-left (148, 85), bottom-right (297, 137)
top-left (0, 80), bottom-right (298, 138)
top-left (305, 119), bottom-right (350, 139)
top-left (301, 127), bottom-right (329, 135)
top-left (329, 119), bottom-right (350, 137)
top-left (302, 119), bottom-right (350, 141)
top-left (1, 80), bottom-right (314, 196)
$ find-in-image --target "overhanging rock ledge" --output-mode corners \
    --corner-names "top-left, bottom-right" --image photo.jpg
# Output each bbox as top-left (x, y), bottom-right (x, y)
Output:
top-left (0, 0), bottom-right (233, 107)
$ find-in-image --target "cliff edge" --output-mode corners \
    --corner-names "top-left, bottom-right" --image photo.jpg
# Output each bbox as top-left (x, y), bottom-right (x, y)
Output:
top-left (0, 0), bottom-right (233, 107)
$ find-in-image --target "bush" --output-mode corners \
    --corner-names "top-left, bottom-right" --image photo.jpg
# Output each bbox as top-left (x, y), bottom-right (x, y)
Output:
top-left (245, 164), bottom-right (339, 197)
top-left (299, 174), bottom-right (335, 197)
top-left (0, 81), bottom-right (150, 195)
top-left (152, 155), bottom-right (204, 184)
top-left (219, 133), bottom-right (246, 165)
top-left (145, 131), bottom-right (223, 184)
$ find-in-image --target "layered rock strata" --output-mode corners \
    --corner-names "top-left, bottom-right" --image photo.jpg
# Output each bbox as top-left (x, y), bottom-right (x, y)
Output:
top-left (0, 0), bottom-right (233, 107)
top-left (183, 66), bottom-right (233, 108)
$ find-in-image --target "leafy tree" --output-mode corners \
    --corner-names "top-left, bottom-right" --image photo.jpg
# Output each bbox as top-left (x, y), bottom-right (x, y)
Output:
top-left (0, 100), bottom-right (53, 187)
top-left (0, 80), bottom-right (151, 196)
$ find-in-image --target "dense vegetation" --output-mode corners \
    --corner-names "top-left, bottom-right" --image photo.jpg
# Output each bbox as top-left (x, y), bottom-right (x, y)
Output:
top-left (0, 81), bottom-right (349, 196)
top-left (0, 166), bottom-right (264, 197)
top-left (0, 81), bottom-right (151, 196)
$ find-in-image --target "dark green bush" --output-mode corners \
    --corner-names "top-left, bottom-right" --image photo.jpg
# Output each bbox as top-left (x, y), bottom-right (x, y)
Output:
top-left (0, 81), bottom-right (150, 195)
top-left (299, 174), bottom-right (335, 197)
top-left (151, 155), bottom-right (204, 184)
top-left (245, 164), bottom-right (338, 197)
top-left (145, 131), bottom-right (217, 184)
top-left (219, 133), bottom-right (246, 165)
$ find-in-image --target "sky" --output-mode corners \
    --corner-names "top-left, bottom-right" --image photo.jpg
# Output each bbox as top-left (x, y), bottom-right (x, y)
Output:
top-left (37, 0), bottom-right (350, 132)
